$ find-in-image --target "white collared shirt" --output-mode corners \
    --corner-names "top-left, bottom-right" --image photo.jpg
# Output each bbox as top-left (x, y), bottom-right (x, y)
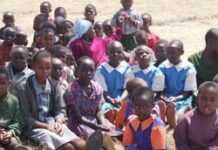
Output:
top-left (159, 60), bottom-right (197, 92)
top-left (132, 65), bottom-right (165, 91)
top-left (94, 61), bottom-right (134, 91)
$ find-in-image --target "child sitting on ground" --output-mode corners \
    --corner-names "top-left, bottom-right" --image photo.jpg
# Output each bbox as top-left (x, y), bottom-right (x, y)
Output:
top-left (174, 81), bottom-right (218, 150)
top-left (95, 41), bottom-right (133, 111)
top-left (0, 67), bottom-right (27, 150)
top-left (19, 50), bottom-right (86, 150)
top-left (65, 56), bottom-right (114, 139)
top-left (141, 13), bottom-right (159, 51)
top-left (5, 46), bottom-right (34, 96)
top-left (115, 78), bottom-right (148, 128)
top-left (132, 45), bottom-right (164, 96)
top-left (123, 86), bottom-right (166, 150)
top-left (159, 40), bottom-right (197, 128)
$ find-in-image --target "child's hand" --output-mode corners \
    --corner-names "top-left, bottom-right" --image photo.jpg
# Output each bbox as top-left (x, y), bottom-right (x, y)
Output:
top-left (54, 122), bottom-right (64, 136)
top-left (98, 124), bottom-right (110, 132)
top-left (47, 123), bottom-right (56, 133)
top-left (167, 97), bottom-right (178, 102)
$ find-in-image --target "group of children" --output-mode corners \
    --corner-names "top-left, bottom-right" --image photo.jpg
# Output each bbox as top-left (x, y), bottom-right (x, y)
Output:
top-left (0, 0), bottom-right (217, 150)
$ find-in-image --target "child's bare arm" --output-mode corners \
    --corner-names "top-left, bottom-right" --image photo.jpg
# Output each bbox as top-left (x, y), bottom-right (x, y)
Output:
top-left (174, 118), bottom-right (191, 150)
top-left (166, 91), bottom-right (193, 102)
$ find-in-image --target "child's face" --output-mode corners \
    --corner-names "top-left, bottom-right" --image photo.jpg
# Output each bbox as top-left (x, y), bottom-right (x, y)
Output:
top-left (108, 45), bottom-right (123, 66)
top-left (133, 96), bottom-right (153, 120)
top-left (66, 53), bottom-right (76, 66)
top-left (142, 15), bottom-right (152, 29)
top-left (135, 48), bottom-right (151, 67)
top-left (41, 31), bottom-right (55, 49)
top-left (166, 45), bottom-right (182, 65)
top-left (51, 61), bottom-right (63, 80)
top-left (135, 32), bottom-right (147, 45)
top-left (84, 8), bottom-right (96, 22)
top-left (63, 21), bottom-right (73, 34)
top-left (40, 3), bottom-right (51, 14)
top-left (103, 23), bottom-right (113, 36)
top-left (94, 23), bottom-right (103, 37)
top-left (57, 51), bottom-right (67, 63)
top-left (55, 9), bottom-right (66, 18)
top-left (121, 0), bottom-right (133, 10)
top-left (11, 50), bottom-right (27, 71)
top-left (83, 27), bottom-right (95, 41)
top-left (3, 29), bottom-right (16, 45)
top-left (3, 15), bottom-right (15, 26)
top-left (197, 86), bottom-right (218, 116)
top-left (77, 59), bottom-right (95, 83)
top-left (33, 57), bottom-right (52, 83)
top-left (15, 33), bottom-right (28, 46)
top-left (0, 75), bottom-right (9, 97)
top-left (155, 43), bottom-right (167, 63)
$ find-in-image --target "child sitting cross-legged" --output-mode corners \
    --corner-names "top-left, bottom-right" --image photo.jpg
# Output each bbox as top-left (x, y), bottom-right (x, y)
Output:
top-left (0, 67), bottom-right (27, 150)
top-left (159, 40), bottom-right (197, 129)
top-left (123, 86), bottom-right (166, 150)
top-left (115, 78), bottom-right (148, 129)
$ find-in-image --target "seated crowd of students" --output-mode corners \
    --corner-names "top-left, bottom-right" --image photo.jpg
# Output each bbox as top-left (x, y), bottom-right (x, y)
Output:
top-left (0, 0), bottom-right (217, 149)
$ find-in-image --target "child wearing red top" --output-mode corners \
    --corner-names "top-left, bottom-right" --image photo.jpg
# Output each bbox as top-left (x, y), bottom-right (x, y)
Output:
top-left (141, 13), bottom-right (159, 51)
top-left (103, 19), bottom-right (122, 47)
top-left (0, 27), bottom-right (16, 66)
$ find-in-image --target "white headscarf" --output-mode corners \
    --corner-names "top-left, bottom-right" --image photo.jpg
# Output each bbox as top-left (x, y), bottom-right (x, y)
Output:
top-left (67, 19), bottom-right (92, 47)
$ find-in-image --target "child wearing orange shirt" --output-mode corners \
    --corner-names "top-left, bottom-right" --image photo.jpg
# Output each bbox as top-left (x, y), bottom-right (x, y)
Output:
top-left (123, 87), bottom-right (166, 150)
top-left (115, 78), bottom-right (147, 129)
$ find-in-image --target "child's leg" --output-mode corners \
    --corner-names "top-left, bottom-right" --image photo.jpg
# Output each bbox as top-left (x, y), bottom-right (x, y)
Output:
top-left (156, 100), bottom-right (167, 122)
top-left (58, 142), bottom-right (76, 150)
top-left (166, 102), bottom-right (177, 129)
top-left (71, 139), bottom-right (86, 150)
top-left (3, 137), bottom-right (26, 150)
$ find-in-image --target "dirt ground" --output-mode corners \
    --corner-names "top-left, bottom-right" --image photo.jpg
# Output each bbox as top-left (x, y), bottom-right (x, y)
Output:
top-left (1, 0), bottom-right (218, 149)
